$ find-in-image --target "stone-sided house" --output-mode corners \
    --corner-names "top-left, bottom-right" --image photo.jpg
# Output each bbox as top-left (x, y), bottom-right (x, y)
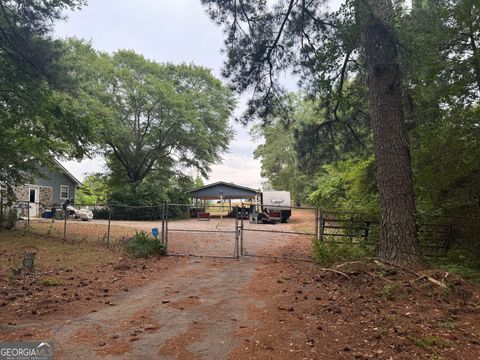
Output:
top-left (14, 160), bottom-right (81, 217)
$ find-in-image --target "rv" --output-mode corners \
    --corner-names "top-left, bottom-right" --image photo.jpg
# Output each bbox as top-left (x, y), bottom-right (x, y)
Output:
top-left (260, 191), bottom-right (292, 223)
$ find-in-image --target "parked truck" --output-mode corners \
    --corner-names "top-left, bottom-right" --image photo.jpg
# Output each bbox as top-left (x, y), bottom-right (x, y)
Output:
top-left (260, 191), bottom-right (292, 223)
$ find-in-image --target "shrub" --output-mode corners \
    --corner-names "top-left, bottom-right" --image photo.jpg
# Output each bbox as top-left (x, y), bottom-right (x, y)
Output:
top-left (313, 238), bottom-right (373, 267)
top-left (1, 208), bottom-right (17, 230)
top-left (429, 249), bottom-right (480, 283)
top-left (92, 207), bottom-right (110, 220)
top-left (125, 231), bottom-right (166, 258)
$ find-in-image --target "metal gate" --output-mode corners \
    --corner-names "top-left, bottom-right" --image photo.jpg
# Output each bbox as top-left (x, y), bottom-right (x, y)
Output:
top-left (165, 203), bottom-right (239, 258)
top-left (164, 204), bottom-right (317, 260)
top-left (238, 205), bottom-right (317, 261)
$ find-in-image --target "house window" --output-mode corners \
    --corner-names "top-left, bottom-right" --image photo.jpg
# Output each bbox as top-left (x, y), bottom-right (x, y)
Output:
top-left (60, 185), bottom-right (69, 200)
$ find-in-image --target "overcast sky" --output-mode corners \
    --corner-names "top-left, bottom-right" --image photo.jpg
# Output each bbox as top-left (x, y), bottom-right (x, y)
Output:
top-left (55, 0), bottom-right (341, 189)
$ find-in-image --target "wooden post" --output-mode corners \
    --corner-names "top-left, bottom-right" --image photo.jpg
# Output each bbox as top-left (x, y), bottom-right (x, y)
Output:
top-left (315, 208), bottom-right (319, 240)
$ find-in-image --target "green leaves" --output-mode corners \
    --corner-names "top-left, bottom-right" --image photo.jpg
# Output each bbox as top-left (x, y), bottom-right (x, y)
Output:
top-left (87, 50), bottom-right (235, 183)
top-left (308, 155), bottom-right (379, 215)
top-left (64, 44), bottom-right (235, 198)
top-left (0, 1), bottom-right (96, 201)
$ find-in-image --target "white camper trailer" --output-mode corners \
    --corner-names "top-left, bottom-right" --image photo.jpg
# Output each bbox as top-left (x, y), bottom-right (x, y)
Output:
top-left (260, 191), bottom-right (292, 223)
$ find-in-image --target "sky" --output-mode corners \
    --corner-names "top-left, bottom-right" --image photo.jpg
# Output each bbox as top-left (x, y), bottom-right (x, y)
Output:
top-left (54, 0), bottom-right (341, 189)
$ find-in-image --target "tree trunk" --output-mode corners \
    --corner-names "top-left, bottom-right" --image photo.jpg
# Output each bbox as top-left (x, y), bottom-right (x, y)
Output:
top-left (360, 0), bottom-right (426, 267)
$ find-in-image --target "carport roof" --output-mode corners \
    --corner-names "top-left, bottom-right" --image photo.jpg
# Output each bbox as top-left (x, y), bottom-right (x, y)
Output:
top-left (188, 181), bottom-right (259, 200)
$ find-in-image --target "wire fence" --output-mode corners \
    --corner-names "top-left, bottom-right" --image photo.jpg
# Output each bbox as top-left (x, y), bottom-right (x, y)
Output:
top-left (1, 199), bottom-right (478, 260)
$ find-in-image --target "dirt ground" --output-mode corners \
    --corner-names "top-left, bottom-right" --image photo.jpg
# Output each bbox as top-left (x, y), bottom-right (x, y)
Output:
top-left (1, 231), bottom-right (479, 359)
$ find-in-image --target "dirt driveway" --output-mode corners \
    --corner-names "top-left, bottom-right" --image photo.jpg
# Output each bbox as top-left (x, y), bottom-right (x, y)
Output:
top-left (42, 258), bottom-right (265, 359)
top-left (1, 244), bottom-right (479, 359)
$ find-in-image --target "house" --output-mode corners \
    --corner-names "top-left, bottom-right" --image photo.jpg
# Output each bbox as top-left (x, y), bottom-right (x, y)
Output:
top-left (14, 160), bottom-right (82, 217)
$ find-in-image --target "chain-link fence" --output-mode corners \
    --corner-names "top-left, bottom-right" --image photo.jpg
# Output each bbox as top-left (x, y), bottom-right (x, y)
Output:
top-left (3, 199), bottom-right (478, 261)
top-left (240, 205), bottom-right (317, 260)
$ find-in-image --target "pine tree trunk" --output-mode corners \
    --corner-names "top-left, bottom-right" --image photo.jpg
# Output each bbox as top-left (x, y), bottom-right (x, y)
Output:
top-left (360, 0), bottom-right (426, 267)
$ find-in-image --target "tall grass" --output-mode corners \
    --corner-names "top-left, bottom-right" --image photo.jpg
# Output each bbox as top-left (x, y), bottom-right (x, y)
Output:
top-left (313, 238), bottom-right (373, 267)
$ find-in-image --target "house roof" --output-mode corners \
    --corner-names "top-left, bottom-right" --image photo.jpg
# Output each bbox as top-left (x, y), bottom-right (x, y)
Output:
top-left (52, 159), bottom-right (82, 187)
top-left (188, 181), bottom-right (259, 200)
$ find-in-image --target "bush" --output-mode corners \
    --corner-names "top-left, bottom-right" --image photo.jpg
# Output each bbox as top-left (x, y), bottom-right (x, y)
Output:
top-left (125, 231), bottom-right (166, 258)
top-left (92, 207), bottom-right (110, 220)
top-left (1, 208), bottom-right (18, 230)
top-left (429, 249), bottom-right (480, 283)
top-left (313, 238), bottom-right (373, 267)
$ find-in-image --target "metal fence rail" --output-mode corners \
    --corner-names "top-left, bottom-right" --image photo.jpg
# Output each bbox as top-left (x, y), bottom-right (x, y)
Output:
top-left (2, 199), bottom-right (475, 260)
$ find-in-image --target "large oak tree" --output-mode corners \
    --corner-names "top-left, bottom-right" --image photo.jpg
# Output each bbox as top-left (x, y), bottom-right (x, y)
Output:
top-left (69, 43), bottom-right (235, 190)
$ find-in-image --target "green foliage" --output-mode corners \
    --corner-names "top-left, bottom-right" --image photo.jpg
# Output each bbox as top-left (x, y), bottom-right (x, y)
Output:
top-left (203, 0), bottom-right (480, 265)
top-left (0, 208), bottom-right (18, 230)
top-left (67, 42), bottom-right (235, 185)
top-left (40, 278), bottom-right (60, 287)
top-left (379, 283), bottom-right (403, 301)
top-left (313, 239), bottom-right (372, 267)
top-left (399, 0), bottom-right (480, 219)
top-left (125, 231), bottom-right (165, 258)
top-left (308, 156), bottom-right (379, 216)
top-left (429, 250), bottom-right (480, 284)
top-left (193, 176), bottom-right (204, 188)
top-left (252, 100), bottom-right (310, 204)
top-left (75, 173), bottom-right (110, 205)
top-left (414, 336), bottom-right (451, 352)
top-left (107, 174), bottom-right (193, 220)
top-left (64, 42), bottom-right (235, 212)
top-left (0, 2), bottom-right (100, 201)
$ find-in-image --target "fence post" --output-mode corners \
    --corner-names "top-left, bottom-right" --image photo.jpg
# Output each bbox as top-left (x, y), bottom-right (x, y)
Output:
top-left (27, 201), bottom-right (30, 232)
top-left (364, 221), bottom-right (370, 243)
top-left (161, 203), bottom-right (166, 245)
top-left (315, 208), bottom-right (319, 240)
top-left (0, 196), bottom-right (3, 230)
top-left (235, 207), bottom-right (239, 259)
top-left (165, 202), bottom-right (169, 253)
top-left (63, 209), bottom-right (67, 241)
top-left (240, 202), bottom-right (244, 256)
top-left (445, 224), bottom-right (454, 254)
top-left (107, 205), bottom-right (112, 245)
top-left (319, 211), bottom-right (324, 243)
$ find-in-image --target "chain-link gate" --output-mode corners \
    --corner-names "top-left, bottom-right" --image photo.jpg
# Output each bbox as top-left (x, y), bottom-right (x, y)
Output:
top-left (238, 204), bottom-right (317, 261)
top-left (163, 203), bottom-right (316, 261)
top-left (165, 203), bottom-right (240, 258)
